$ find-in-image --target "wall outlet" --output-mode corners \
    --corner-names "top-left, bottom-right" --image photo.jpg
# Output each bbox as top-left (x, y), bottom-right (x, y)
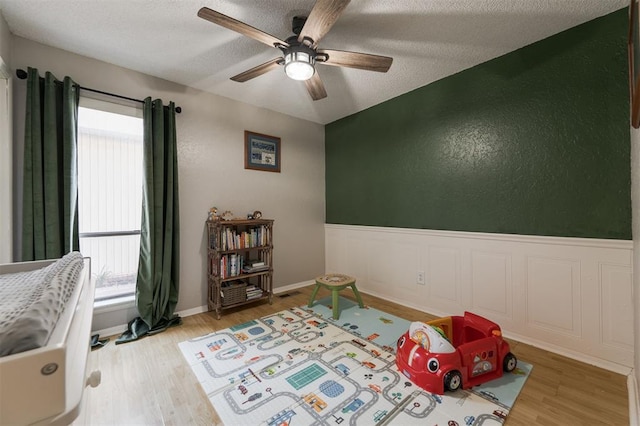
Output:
top-left (416, 271), bottom-right (425, 285)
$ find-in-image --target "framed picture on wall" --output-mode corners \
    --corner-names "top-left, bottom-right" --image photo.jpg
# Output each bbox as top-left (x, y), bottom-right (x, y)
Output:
top-left (629, 0), bottom-right (640, 128)
top-left (244, 131), bottom-right (281, 172)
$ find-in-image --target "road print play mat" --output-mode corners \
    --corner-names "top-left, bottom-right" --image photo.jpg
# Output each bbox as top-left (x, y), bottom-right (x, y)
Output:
top-left (179, 297), bottom-right (531, 425)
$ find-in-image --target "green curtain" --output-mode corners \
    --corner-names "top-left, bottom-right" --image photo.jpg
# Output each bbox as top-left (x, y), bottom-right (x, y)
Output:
top-left (136, 98), bottom-right (180, 330)
top-left (21, 67), bottom-right (79, 261)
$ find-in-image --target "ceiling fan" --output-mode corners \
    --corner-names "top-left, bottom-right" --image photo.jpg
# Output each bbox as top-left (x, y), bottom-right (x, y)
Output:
top-left (197, 0), bottom-right (393, 101)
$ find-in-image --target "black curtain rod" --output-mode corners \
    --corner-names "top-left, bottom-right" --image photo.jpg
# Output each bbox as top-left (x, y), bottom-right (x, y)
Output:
top-left (16, 68), bottom-right (182, 113)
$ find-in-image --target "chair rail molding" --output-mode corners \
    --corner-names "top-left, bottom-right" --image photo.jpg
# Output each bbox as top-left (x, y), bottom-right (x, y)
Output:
top-left (325, 224), bottom-right (634, 373)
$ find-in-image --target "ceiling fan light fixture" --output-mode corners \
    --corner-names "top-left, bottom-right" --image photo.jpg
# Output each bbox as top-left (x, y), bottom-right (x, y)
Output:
top-left (284, 48), bottom-right (315, 81)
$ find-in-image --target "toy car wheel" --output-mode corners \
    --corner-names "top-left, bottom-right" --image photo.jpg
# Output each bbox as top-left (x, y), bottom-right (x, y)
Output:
top-left (503, 352), bottom-right (517, 372)
top-left (444, 370), bottom-right (462, 392)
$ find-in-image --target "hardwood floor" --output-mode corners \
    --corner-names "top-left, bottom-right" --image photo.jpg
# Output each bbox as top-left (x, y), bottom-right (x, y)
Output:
top-left (77, 285), bottom-right (629, 425)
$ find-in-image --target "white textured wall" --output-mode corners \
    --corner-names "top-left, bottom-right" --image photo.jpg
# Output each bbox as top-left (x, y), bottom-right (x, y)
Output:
top-left (11, 37), bottom-right (326, 329)
top-left (632, 127), bottom-right (640, 402)
top-left (0, 12), bottom-right (10, 63)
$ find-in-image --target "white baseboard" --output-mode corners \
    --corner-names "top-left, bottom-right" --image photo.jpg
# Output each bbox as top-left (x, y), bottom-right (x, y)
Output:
top-left (93, 324), bottom-right (127, 339)
top-left (503, 331), bottom-right (632, 376)
top-left (273, 280), bottom-right (315, 294)
top-left (177, 305), bottom-right (209, 318)
top-left (360, 288), bottom-right (632, 375)
top-left (93, 280), bottom-right (315, 338)
top-left (325, 224), bottom-right (634, 370)
top-left (630, 371), bottom-right (640, 426)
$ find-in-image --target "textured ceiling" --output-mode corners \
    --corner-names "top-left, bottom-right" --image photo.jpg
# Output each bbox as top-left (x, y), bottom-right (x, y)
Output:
top-left (0, 0), bottom-right (629, 124)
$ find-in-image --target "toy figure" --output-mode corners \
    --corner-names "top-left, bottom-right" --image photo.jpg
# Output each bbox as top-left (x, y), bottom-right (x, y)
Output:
top-left (208, 207), bottom-right (219, 221)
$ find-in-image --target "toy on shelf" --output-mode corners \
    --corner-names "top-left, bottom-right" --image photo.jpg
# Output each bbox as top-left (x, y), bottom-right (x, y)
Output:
top-left (208, 207), bottom-right (219, 221)
top-left (246, 210), bottom-right (263, 220)
top-left (395, 312), bottom-right (517, 394)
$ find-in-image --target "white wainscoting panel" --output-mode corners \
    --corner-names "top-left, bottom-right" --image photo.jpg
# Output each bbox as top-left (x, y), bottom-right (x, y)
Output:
top-left (471, 251), bottom-right (512, 320)
top-left (325, 224), bottom-right (634, 372)
top-left (428, 247), bottom-right (459, 305)
top-left (601, 264), bottom-right (634, 350)
top-left (526, 256), bottom-right (581, 338)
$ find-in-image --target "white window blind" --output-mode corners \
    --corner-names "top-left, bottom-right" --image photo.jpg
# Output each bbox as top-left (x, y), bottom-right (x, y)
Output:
top-left (77, 98), bottom-right (143, 303)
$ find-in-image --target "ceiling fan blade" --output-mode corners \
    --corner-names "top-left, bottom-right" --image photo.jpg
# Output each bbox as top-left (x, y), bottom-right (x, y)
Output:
top-left (198, 7), bottom-right (288, 48)
top-left (318, 49), bottom-right (393, 73)
top-left (298, 0), bottom-right (351, 47)
top-left (304, 73), bottom-right (328, 100)
top-left (231, 58), bottom-right (282, 82)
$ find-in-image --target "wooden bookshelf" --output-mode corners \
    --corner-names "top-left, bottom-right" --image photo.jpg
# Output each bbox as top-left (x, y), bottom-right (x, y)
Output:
top-left (206, 218), bottom-right (273, 319)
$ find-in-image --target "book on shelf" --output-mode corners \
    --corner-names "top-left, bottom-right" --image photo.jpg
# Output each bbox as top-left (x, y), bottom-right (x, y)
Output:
top-left (247, 293), bottom-right (263, 300)
top-left (219, 225), bottom-right (268, 251)
top-left (242, 264), bottom-right (269, 273)
top-left (229, 254), bottom-right (238, 276)
top-left (219, 254), bottom-right (246, 279)
top-left (246, 285), bottom-right (264, 300)
top-left (245, 259), bottom-right (265, 267)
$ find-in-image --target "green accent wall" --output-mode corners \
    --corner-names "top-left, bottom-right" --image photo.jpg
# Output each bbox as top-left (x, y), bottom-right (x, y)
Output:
top-left (326, 9), bottom-right (631, 240)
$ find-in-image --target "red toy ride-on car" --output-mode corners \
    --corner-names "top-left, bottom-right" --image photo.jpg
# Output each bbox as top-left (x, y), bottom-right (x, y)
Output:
top-left (395, 312), bottom-right (517, 395)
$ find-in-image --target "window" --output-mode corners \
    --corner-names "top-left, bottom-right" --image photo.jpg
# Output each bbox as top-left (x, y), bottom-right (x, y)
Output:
top-left (77, 96), bottom-right (143, 303)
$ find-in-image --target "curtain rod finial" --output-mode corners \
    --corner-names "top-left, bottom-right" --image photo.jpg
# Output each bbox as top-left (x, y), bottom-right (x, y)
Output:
top-left (16, 69), bottom-right (28, 80)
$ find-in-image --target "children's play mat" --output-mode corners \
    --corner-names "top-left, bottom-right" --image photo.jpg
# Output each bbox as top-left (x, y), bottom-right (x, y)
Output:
top-left (179, 296), bottom-right (532, 425)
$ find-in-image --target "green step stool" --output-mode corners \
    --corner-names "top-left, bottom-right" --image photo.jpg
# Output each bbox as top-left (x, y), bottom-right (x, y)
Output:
top-left (308, 273), bottom-right (364, 320)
